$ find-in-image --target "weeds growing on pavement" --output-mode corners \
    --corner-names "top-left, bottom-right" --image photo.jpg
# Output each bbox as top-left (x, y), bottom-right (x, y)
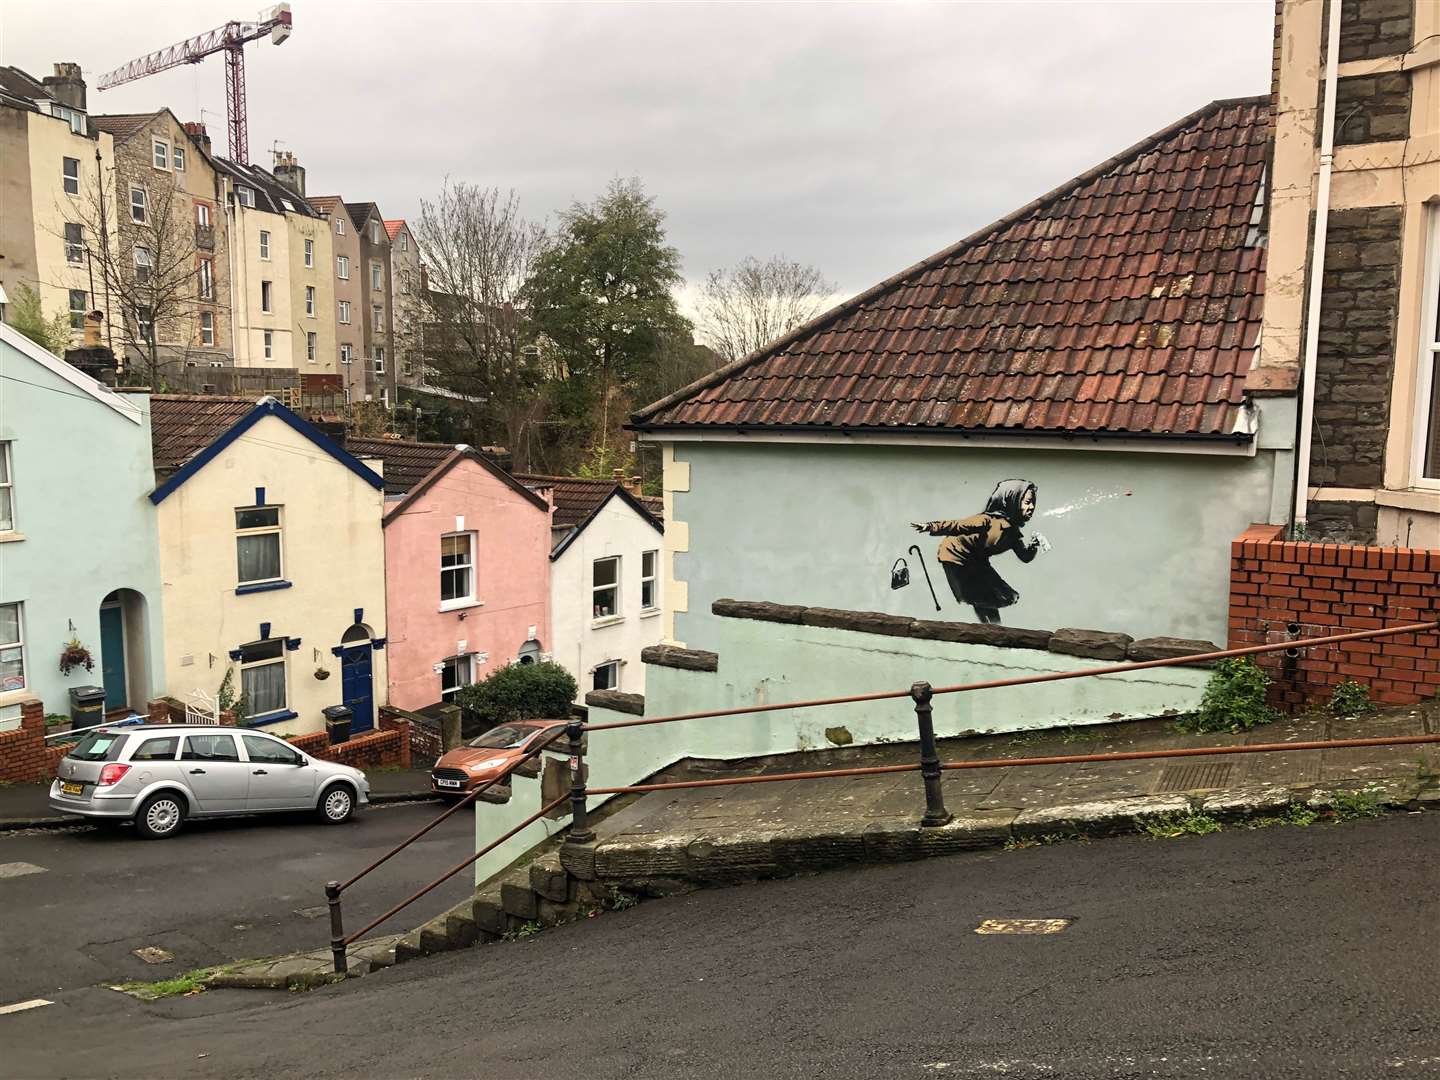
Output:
top-left (113, 968), bottom-right (216, 999)
top-left (1003, 831), bottom-right (1088, 850)
top-left (1245, 803), bottom-right (1320, 829)
top-left (503, 920), bottom-right (543, 941)
top-left (1138, 811), bottom-right (1223, 839)
top-left (1174, 658), bottom-right (1279, 735)
top-left (1328, 680), bottom-right (1377, 718)
top-left (1328, 786), bottom-right (1385, 821)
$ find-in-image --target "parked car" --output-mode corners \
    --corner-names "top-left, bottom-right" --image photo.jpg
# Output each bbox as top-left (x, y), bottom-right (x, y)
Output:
top-left (49, 725), bottom-right (370, 839)
top-left (430, 719), bottom-right (568, 799)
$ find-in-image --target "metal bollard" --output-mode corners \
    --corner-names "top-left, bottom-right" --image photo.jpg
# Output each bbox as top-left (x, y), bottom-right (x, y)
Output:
top-left (911, 681), bottom-right (952, 827)
top-left (567, 719), bottom-right (595, 844)
top-left (326, 881), bottom-right (348, 974)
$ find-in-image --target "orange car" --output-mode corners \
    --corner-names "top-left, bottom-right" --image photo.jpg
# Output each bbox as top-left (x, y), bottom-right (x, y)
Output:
top-left (430, 719), bottom-right (568, 799)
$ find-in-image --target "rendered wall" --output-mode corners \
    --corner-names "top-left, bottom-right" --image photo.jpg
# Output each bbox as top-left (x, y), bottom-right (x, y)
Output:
top-left (230, 204), bottom-right (295, 367)
top-left (287, 212), bottom-right (336, 375)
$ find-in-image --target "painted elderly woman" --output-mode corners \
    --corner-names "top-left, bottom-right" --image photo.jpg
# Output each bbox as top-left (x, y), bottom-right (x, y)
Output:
top-left (910, 479), bottom-right (1041, 624)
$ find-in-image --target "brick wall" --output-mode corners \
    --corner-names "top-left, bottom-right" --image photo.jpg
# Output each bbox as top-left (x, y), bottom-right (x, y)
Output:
top-left (291, 714), bottom-right (412, 772)
top-left (1229, 524), bottom-right (1440, 708)
top-left (0, 700), bottom-right (57, 784)
top-left (1338, 0), bottom-right (1413, 62)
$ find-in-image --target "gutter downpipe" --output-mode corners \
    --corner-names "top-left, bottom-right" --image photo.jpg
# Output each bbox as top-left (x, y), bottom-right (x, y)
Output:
top-left (1293, 0), bottom-right (1344, 532)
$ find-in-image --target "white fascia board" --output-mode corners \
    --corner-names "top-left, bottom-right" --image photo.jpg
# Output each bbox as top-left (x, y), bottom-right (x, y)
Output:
top-left (0, 322), bottom-right (141, 424)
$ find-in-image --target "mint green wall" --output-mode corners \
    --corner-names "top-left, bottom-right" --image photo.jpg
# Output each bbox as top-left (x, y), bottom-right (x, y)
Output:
top-left (674, 440), bottom-right (1286, 648)
top-left (0, 336), bottom-right (165, 717)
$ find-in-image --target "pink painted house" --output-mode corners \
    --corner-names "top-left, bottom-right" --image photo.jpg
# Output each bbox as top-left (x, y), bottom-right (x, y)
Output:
top-left (373, 443), bottom-right (552, 711)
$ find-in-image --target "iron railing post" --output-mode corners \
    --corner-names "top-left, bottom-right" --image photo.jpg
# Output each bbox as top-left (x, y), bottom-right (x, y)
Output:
top-left (325, 881), bottom-right (347, 974)
top-left (567, 719), bottom-right (594, 844)
top-left (911, 681), bottom-right (952, 827)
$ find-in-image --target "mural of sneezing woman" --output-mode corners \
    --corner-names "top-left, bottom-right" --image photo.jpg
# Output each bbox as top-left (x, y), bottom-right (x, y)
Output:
top-left (911, 479), bottom-right (1042, 625)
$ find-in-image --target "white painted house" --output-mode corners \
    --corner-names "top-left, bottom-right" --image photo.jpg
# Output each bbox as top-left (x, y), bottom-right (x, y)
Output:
top-left (535, 482), bottom-right (664, 697)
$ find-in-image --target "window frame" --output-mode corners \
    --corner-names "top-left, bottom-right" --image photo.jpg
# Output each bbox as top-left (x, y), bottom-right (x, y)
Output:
top-left (62, 156), bottom-right (80, 195)
top-left (338, 300), bottom-right (351, 324)
top-left (198, 257), bottom-right (214, 300)
top-left (64, 222), bottom-right (83, 263)
top-left (335, 215), bottom-right (345, 236)
top-left (152, 139), bottom-right (169, 170)
top-left (1414, 207), bottom-right (1440, 487)
top-left (372, 303), bottom-right (384, 332)
top-left (0, 601), bottom-right (25, 694)
top-left (235, 504), bottom-right (283, 586)
top-left (200, 311), bottom-right (215, 347)
top-left (399, 231), bottom-right (408, 252)
top-left (196, 201), bottom-right (211, 229)
top-left (69, 290), bottom-right (87, 330)
top-left (260, 280), bottom-right (273, 313)
top-left (371, 261), bottom-right (383, 291)
top-left (439, 531), bottom-right (476, 609)
top-left (337, 255), bottom-right (350, 279)
top-left (306, 332), bottom-right (317, 362)
top-left (172, 145), bottom-right (186, 172)
top-left (133, 246), bottom-right (152, 285)
top-left (236, 185), bottom-right (255, 208)
top-left (258, 230), bottom-right (271, 260)
top-left (592, 556), bottom-right (621, 620)
top-left (0, 443), bottom-right (14, 533)
top-left (237, 639), bottom-right (288, 722)
top-left (305, 285), bottom-right (316, 317)
top-left (591, 660), bottom-right (619, 693)
top-left (370, 220), bottom-right (380, 244)
top-left (130, 186), bottom-right (147, 224)
top-left (263, 329), bottom-right (274, 359)
top-left (640, 549), bottom-right (659, 611)
top-left (135, 304), bottom-right (153, 344)
top-left (340, 344), bottom-right (353, 365)
top-left (304, 238), bottom-right (314, 268)
top-left (373, 346), bottom-right (385, 374)
top-left (440, 654), bottom-right (473, 701)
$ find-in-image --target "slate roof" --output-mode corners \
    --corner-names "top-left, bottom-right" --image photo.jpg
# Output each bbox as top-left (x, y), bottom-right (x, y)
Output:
top-left (515, 474), bottom-right (663, 528)
top-left (213, 157), bottom-right (319, 217)
top-left (0, 66), bottom-right (46, 107)
top-left (346, 201), bottom-right (382, 231)
top-left (634, 97), bottom-right (1271, 440)
top-left (149, 394), bottom-right (256, 474)
top-left (346, 437), bottom-right (456, 495)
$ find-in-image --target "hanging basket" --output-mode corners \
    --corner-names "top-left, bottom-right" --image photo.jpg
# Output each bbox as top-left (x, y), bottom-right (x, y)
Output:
top-left (59, 638), bottom-right (95, 676)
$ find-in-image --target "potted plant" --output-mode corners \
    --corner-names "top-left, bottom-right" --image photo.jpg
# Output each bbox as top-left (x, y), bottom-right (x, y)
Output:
top-left (314, 666), bottom-right (331, 681)
top-left (45, 713), bottom-right (71, 734)
top-left (58, 637), bottom-right (95, 676)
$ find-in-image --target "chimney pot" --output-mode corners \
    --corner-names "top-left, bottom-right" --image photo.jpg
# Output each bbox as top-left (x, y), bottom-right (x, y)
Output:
top-left (43, 61), bottom-right (86, 111)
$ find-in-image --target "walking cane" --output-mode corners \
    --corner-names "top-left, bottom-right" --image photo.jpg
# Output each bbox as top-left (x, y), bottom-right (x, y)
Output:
top-left (909, 544), bottom-right (941, 612)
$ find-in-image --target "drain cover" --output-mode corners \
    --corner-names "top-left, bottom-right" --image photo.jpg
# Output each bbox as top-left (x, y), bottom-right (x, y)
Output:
top-left (1157, 761), bottom-right (1233, 793)
top-left (132, 947), bottom-right (173, 965)
top-left (975, 919), bottom-right (1071, 935)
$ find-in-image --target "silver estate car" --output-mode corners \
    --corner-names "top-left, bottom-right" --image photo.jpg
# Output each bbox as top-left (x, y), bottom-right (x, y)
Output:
top-left (49, 725), bottom-right (370, 839)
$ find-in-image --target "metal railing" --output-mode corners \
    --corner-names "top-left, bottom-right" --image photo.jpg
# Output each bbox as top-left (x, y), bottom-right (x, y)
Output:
top-left (324, 619), bottom-right (1439, 972)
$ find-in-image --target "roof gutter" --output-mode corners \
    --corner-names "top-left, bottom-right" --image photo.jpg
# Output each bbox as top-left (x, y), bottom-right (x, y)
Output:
top-left (1293, 0), bottom-right (1343, 532)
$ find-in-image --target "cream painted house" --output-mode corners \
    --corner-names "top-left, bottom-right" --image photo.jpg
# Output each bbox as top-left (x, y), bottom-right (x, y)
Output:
top-left (149, 396), bottom-right (388, 736)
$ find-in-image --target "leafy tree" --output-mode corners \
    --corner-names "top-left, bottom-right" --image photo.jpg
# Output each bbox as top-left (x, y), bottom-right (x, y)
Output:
top-left (454, 661), bottom-right (578, 729)
top-left (697, 255), bottom-right (836, 362)
top-left (7, 283), bottom-right (73, 355)
top-left (525, 178), bottom-right (690, 453)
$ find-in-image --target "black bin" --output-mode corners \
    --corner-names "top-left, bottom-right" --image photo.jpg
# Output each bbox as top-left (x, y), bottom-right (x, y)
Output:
top-left (322, 704), bottom-right (352, 745)
top-left (69, 686), bottom-right (106, 732)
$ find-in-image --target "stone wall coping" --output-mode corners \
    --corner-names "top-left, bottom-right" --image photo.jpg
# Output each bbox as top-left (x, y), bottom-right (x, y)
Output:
top-left (585, 689), bottom-right (646, 716)
top-left (640, 644), bottom-right (719, 673)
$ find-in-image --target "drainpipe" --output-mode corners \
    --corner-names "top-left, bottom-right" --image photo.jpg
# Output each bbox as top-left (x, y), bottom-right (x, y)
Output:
top-left (1293, 0), bottom-right (1344, 532)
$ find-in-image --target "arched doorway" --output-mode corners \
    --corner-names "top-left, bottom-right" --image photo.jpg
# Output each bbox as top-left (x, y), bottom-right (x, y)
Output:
top-left (100, 589), bottom-right (150, 711)
top-left (339, 623), bottom-right (375, 734)
top-left (517, 639), bottom-right (543, 666)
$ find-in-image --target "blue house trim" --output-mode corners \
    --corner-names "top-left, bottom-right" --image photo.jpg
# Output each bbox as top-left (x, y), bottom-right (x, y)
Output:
top-left (235, 580), bottom-right (292, 595)
top-left (244, 709), bottom-right (299, 728)
top-left (150, 398), bottom-right (384, 504)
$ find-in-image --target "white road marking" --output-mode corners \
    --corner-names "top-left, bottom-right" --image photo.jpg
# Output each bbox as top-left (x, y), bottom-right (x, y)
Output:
top-left (974, 918), bottom-right (1071, 934)
top-left (0, 998), bottom-right (52, 1016)
top-left (0, 862), bottom-right (47, 880)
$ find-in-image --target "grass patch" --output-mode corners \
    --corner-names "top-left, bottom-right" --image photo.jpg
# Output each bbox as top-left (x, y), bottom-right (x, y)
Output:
top-left (1174, 658), bottom-right (1279, 735)
top-left (1138, 810), bottom-right (1223, 840)
top-left (1328, 786), bottom-right (1385, 822)
top-left (1003, 831), bottom-right (1088, 851)
top-left (112, 967), bottom-right (216, 1000)
top-left (1245, 803), bottom-right (1320, 829)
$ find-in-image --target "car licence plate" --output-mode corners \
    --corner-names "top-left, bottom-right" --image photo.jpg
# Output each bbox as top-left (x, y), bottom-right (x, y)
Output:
top-left (437, 779), bottom-right (462, 789)
top-left (60, 781), bottom-right (84, 796)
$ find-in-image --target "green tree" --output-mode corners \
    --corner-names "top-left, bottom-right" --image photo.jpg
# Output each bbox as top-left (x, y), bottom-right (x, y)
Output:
top-left (454, 661), bottom-right (578, 729)
top-left (7, 283), bottom-right (73, 355)
top-left (525, 178), bottom-right (690, 453)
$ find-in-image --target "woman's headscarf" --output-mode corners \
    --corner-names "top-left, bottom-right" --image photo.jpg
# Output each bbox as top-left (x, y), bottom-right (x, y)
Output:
top-left (984, 479), bottom-right (1037, 524)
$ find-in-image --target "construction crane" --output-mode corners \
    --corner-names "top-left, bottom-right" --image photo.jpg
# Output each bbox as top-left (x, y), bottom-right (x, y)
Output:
top-left (96, 4), bottom-right (293, 166)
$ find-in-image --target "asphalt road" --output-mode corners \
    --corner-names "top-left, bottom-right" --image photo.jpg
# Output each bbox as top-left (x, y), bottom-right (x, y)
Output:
top-left (0, 800), bottom-right (470, 1004)
top-left (5, 809), bottom-right (1439, 1079)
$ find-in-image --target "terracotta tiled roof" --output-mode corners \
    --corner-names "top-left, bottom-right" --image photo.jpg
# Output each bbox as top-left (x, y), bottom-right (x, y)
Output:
top-left (515, 474), bottom-right (663, 528)
top-left (346, 437), bottom-right (454, 495)
top-left (149, 394), bottom-right (255, 474)
top-left (384, 219), bottom-right (406, 241)
top-left (635, 97), bottom-right (1270, 440)
top-left (310, 195), bottom-right (342, 215)
top-left (92, 112), bottom-right (161, 140)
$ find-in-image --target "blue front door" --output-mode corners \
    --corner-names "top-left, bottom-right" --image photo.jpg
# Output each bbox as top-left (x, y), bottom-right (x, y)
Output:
top-left (340, 645), bottom-right (374, 734)
top-left (99, 605), bottom-right (127, 711)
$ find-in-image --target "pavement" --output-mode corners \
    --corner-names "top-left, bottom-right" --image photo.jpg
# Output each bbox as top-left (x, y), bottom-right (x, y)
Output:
top-left (0, 767), bottom-right (437, 830)
top-left (3, 809), bottom-right (1438, 1079)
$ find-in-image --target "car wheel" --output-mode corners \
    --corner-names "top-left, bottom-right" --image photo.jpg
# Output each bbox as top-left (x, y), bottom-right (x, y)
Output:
top-left (318, 784), bottom-right (355, 824)
top-left (135, 792), bottom-right (185, 840)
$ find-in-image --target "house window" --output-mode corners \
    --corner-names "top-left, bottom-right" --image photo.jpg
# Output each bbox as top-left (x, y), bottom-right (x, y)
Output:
top-left (338, 300), bottom-right (351, 324)
top-left (62, 156), bottom-right (79, 195)
top-left (399, 232), bottom-right (408, 252)
top-left (0, 603), bottom-right (24, 693)
top-left (236, 505), bottom-right (282, 585)
top-left (337, 255), bottom-right (350, 279)
top-left (152, 139), bottom-right (169, 169)
top-left (306, 332), bottom-right (317, 362)
top-left (196, 202), bottom-right (210, 229)
top-left (592, 556), bottom-right (620, 618)
top-left (340, 344), bottom-right (353, 365)
top-left (592, 661), bottom-right (619, 692)
top-left (236, 185), bottom-right (255, 208)
top-left (200, 311), bottom-right (215, 346)
top-left (304, 238), bottom-right (314, 268)
top-left (64, 222), bottom-right (83, 263)
top-left (372, 347), bottom-right (385, 373)
top-left (335, 216), bottom-right (345, 235)
top-left (370, 220), bottom-right (380, 244)
top-left (261, 280), bottom-right (272, 312)
top-left (238, 638), bottom-right (287, 719)
top-left (305, 285), bottom-right (316, 317)
top-left (440, 655), bottom-right (472, 702)
top-left (0, 443), bottom-right (13, 532)
top-left (402, 358), bottom-right (414, 377)
top-left (69, 290), bottom-right (86, 330)
top-left (371, 261), bottom-right (382, 291)
top-left (173, 145), bottom-right (186, 171)
top-left (440, 532), bottom-right (474, 606)
top-left (130, 187), bottom-right (147, 224)
top-left (263, 330), bottom-right (274, 359)
top-left (1420, 208), bottom-right (1440, 481)
top-left (259, 230), bottom-right (270, 260)
top-left (136, 304), bottom-right (153, 343)
top-left (199, 258), bottom-right (214, 300)
top-left (372, 304), bottom-right (383, 332)
top-left (641, 549), bottom-right (658, 610)
top-left (133, 247), bottom-right (152, 285)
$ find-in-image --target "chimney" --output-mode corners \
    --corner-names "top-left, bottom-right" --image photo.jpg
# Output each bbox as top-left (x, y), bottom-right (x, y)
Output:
top-left (65, 312), bottom-right (117, 384)
top-left (627, 474), bottom-right (643, 497)
top-left (273, 150), bottom-right (306, 197)
top-left (183, 122), bottom-right (212, 157)
top-left (43, 62), bottom-right (86, 111)
top-left (83, 309), bottom-right (103, 348)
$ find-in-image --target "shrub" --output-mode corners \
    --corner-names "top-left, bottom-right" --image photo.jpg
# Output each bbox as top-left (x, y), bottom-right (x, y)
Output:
top-left (1175, 657), bottom-right (1279, 734)
top-left (1328, 680), bottom-right (1377, 718)
top-left (454, 661), bottom-right (577, 729)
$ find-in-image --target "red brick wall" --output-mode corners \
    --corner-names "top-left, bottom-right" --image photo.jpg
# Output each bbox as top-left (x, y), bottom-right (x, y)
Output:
top-left (0, 700), bottom-right (55, 784)
top-left (1229, 524), bottom-right (1440, 708)
top-left (291, 714), bottom-right (412, 772)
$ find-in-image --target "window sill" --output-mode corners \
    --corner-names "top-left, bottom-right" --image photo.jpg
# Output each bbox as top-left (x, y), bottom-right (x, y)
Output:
top-left (236, 580), bottom-right (293, 595)
top-left (591, 615), bottom-right (625, 630)
top-left (0, 531), bottom-right (25, 544)
top-left (1375, 487), bottom-right (1440, 512)
top-left (244, 709), bottom-right (298, 728)
top-left (439, 598), bottom-right (484, 614)
top-left (639, 608), bottom-right (661, 619)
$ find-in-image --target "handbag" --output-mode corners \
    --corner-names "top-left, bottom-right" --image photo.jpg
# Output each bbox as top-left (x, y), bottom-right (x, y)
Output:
top-left (890, 557), bottom-right (910, 590)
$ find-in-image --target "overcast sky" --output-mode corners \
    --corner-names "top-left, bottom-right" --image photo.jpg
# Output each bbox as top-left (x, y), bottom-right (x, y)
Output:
top-left (2, 1), bottom-right (1273, 308)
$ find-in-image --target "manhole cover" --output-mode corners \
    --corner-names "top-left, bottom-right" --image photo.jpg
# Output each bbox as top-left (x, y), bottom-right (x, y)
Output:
top-left (1156, 761), bottom-right (1233, 793)
top-left (132, 946), bottom-right (173, 965)
top-left (975, 919), bottom-right (1071, 935)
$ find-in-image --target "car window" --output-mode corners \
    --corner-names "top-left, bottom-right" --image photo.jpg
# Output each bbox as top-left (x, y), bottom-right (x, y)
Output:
top-left (525, 728), bottom-right (559, 751)
top-left (242, 734), bottom-right (303, 766)
top-left (467, 724), bottom-right (537, 750)
top-left (131, 737), bottom-right (179, 762)
top-left (182, 733), bottom-right (240, 762)
top-left (68, 731), bottom-right (128, 762)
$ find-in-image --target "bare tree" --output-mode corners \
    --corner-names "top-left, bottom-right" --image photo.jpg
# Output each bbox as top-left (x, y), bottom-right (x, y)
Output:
top-left (697, 256), bottom-right (837, 362)
top-left (406, 181), bottom-right (548, 464)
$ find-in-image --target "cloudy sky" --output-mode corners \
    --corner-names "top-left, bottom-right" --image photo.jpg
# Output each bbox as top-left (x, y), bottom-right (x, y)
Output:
top-left (3, 1), bottom-right (1273, 307)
